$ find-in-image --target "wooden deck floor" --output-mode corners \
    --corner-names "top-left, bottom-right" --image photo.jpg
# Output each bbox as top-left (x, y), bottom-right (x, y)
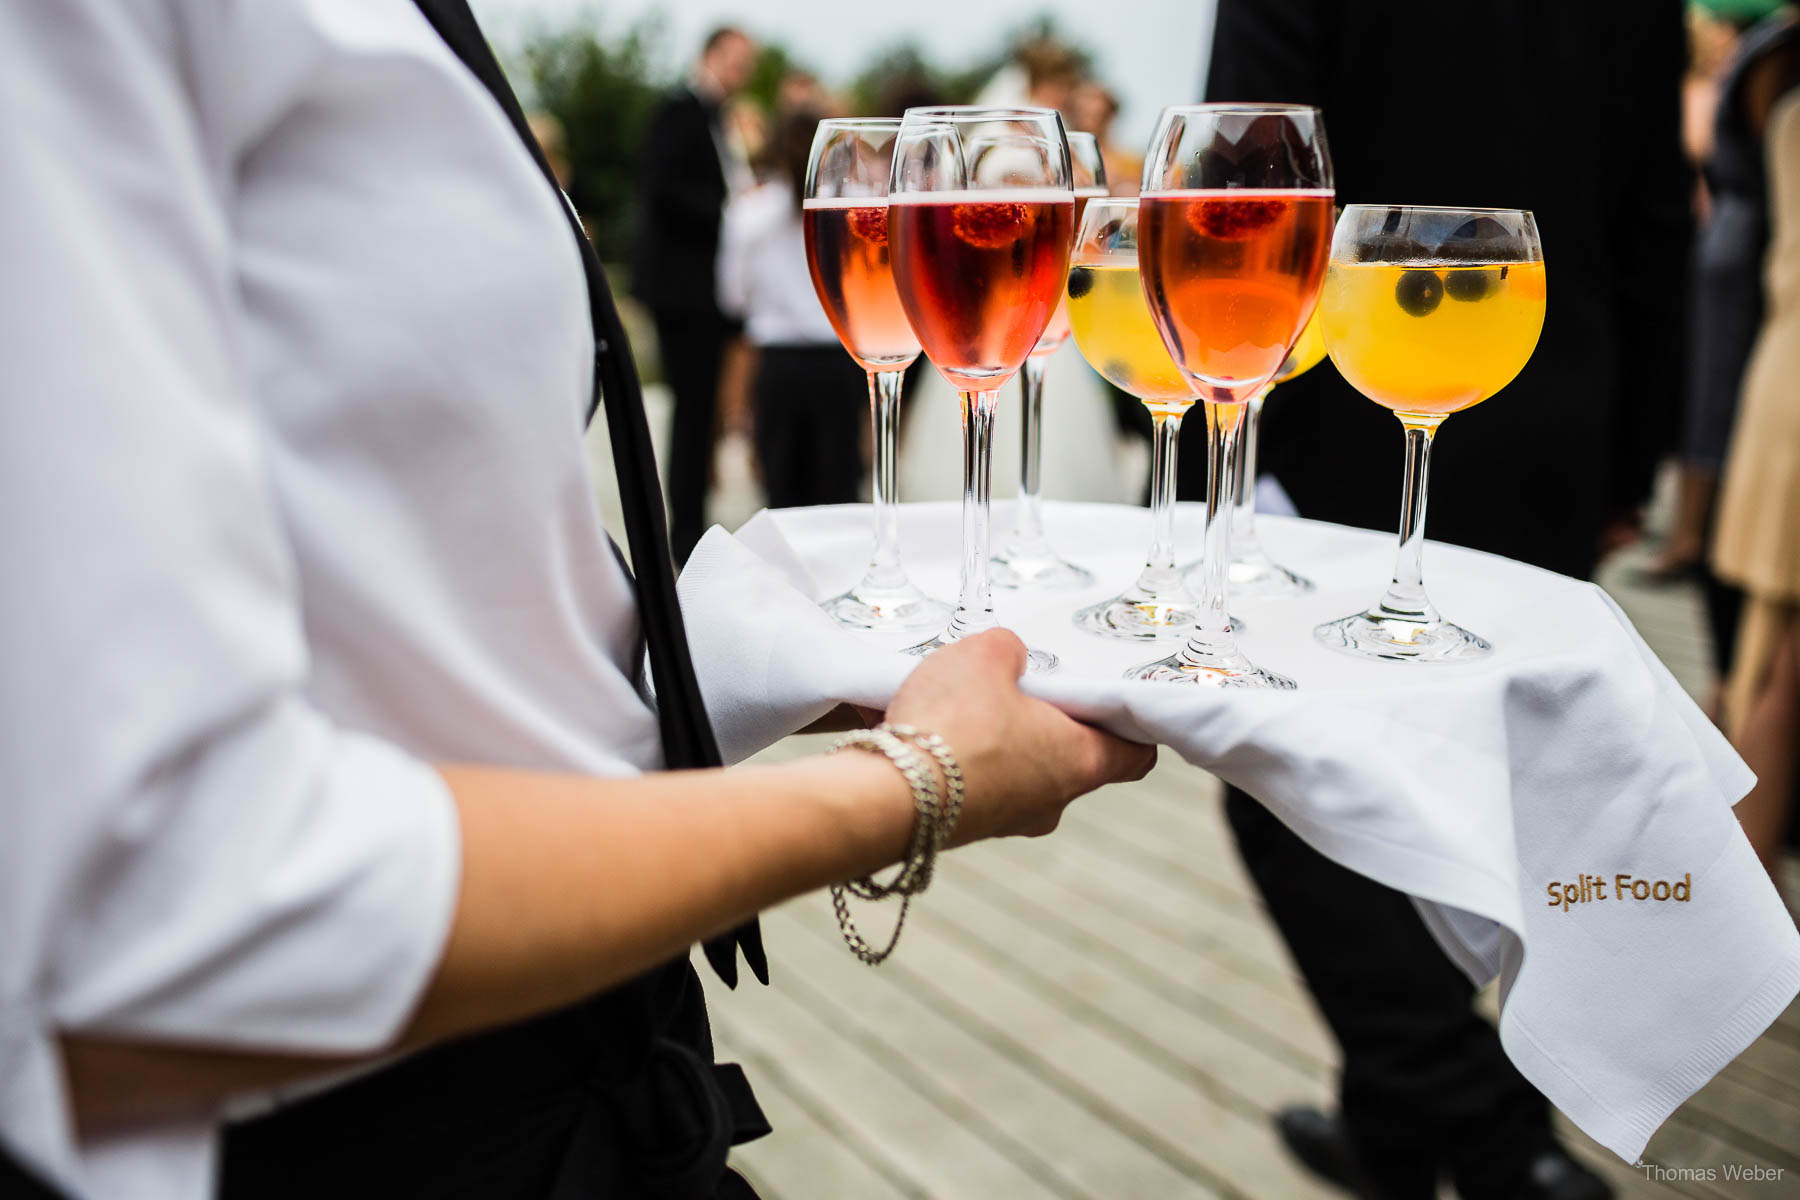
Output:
top-left (703, 533), bottom-right (1800, 1199)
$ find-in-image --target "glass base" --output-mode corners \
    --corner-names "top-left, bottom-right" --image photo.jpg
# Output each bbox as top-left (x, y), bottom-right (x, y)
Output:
top-left (1223, 554), bottom-right (1315, 598)
top-left (1125, 643), bottom-right (1295, 689)
top-left (1314, 611), bottom-right (1493, 663)
top-left (822, 580), bottom-right (953, 633)
top-left (1073, 587), bottom-right (1202, 642)
top-left (902, 630), bottom-right (1058, 673)
top-left (990, 543), bottom-right (1095, 591)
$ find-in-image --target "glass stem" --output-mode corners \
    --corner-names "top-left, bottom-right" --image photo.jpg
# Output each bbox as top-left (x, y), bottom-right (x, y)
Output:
top-left (860, 369), bottom-right (907, 590)
top-left (949, 390), bottom-right (1001, 640)
top-left (1013, 355), bottom-right (1049, 546)
top-left (1372, 415), bottom-right (1445, 625)
top-left (1234, 386), bottom-right (1270, 558)
top-left (1178, 399), bottom-right (1244, 666)
top-left (1138, 408), bottom-right (1184, 592)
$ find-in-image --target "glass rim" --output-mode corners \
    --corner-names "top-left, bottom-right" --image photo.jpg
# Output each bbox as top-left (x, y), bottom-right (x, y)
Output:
top-left (901, 104), bottom-right (1063, 121)
top-left (1157, 102), bottom-right (1322, 116)
top-left (1081, 195), bottom-right (1138, 211)
top-left (1341, 203), bottom-right (1536, 218)
top-left (815, 117), bottom-right (902, 130)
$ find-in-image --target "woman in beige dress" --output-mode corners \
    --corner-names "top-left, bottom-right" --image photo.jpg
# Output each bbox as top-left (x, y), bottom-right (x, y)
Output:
top-left (1714, 82), bottom-right (1800, 896)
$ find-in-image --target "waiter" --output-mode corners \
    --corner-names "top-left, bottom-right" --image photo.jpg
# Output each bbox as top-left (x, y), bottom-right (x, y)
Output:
top-left (0, 3), bottom-right (1153, 1198)
top-left (635, 27), bottom-right (758, 563)
top-left (1193, 2), bottom-right (1690, 1199)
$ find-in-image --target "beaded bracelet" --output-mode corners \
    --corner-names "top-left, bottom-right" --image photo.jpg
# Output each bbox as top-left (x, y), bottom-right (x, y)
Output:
top-left (826, 723), bottom-right (963, 964)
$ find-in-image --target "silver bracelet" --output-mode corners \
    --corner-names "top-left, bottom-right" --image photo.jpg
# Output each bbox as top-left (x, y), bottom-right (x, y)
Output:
top-left (826, 725), bottom-right (958, 965)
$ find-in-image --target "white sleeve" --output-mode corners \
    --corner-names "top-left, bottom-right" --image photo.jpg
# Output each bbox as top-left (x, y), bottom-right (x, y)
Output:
top-left (716, 193), bottom-right (755, 320)
top-left (0, 3), bottom-right (460, 1190)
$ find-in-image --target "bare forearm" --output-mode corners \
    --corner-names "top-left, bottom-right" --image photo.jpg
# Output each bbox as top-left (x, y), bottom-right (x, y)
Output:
top-left (64, 752), bottom-right (913, 1134)
top-left (411, 754), bottom-right (914, 1040)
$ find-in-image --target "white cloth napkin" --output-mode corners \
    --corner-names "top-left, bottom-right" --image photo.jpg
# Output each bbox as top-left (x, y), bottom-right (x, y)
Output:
top-left (677, 500), bottom-right (1800, 1161)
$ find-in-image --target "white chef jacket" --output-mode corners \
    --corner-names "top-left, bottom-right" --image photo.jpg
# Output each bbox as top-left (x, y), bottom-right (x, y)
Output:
top-left (716, 182), bottom-right (839, 347)
top-left (0, 2), bottom-right (664, 1196)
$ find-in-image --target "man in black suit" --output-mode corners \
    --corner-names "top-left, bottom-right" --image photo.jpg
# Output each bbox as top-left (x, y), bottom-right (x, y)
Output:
top-left (635, 26), bottom-right (756, 562)
top-left (1190, 3), bottom-right (1692, 1198)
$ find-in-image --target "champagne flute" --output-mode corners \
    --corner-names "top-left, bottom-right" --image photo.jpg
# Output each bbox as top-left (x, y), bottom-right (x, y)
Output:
top-left (1129, 104), bottom-right (1334, 688)
top-left (1064, 197), bottom-right (1205, 639)
top-left (888, 106), bottom-right (1076, 672)
top-left (1314, 205), bottom-right (1546, 660)
top-left (802, 119), bottom-right (951, 630)
top-left (991, 131), bottom-right (1107, 590)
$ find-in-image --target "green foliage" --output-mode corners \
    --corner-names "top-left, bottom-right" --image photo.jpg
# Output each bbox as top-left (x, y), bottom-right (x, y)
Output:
top-left (520, 14), bottom-right (670, 264)
top-left (513, 8), bottom-right (1090, 260)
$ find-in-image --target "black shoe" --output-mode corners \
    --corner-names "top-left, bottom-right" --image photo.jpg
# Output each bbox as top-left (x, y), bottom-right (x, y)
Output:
top-left (1276, 1105), bottom-right (1367, 1193)
top-left (1512, 1148), bottom-right (1611, 1200)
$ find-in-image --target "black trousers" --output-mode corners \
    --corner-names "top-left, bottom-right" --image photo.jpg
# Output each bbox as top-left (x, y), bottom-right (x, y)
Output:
top-left (751, 345), bottom-right (865, 509)
top-left (221, 965), bottom-right (766, 1200)
top-left (654, 314), bottom-right (732, 564)
top-left (1224, 788), bottom-right (1555, 1200)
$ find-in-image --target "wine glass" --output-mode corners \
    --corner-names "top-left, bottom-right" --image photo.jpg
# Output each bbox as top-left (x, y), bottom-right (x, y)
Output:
top-left (888, 106), bottom-right (1075, 672)
top-left (1128, 104), bottom-right (1334, 688)
top-left (990, 131), bottom-right (1108, 591)
top-left (1064, 197), bottom-right (1205, 639)
top-left (802, 119), bottom-right (952, 631)
top-left (1314, 205), bottom-right (1546, 660)
top-left (1205, 305), bottom-right (1324, 596)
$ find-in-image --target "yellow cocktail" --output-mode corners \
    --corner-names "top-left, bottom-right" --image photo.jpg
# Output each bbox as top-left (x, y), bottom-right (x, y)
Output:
top-left (1066, 261), bottom-right (1196, 416)
top-left (1271, 306), bottom-right (1326, 385)
top-left (1320, 261), bottom-right (1546, 417)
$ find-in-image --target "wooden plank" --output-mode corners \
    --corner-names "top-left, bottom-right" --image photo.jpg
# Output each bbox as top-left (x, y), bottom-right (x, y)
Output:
top-left (992, 826), bottom-right (1301, 995)
top-left (704, 953), bottom-right (1067, 1198)
top-left (907, 858), bottom-right (1333, 1119)
top-left (756, 904), bottom-right (1225, 1199)
top-left (711, 1022), bottom-right (919, 1200)
top-left (773, 889), bottom-right (1344, 1200)
top-left (1051, 801), bottom-right (1302, 983)
top-left (955, 838), bottom-right (1336, 1073)
top-left (1674, 1072), bottom-right (1800, 1171)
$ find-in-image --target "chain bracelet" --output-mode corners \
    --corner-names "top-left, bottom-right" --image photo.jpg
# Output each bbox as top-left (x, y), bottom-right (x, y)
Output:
top-left (878, 723), bottom-right (964, 893)
top-left (824, 724), bottom-right (966, 965)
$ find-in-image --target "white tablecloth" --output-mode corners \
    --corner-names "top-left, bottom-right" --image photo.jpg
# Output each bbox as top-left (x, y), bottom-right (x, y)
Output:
top-left (678, 500), bottom-right (1800, 1161)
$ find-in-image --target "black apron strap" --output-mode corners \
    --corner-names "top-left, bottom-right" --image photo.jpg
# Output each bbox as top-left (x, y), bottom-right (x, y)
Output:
top-left (0, 1144), bottom-right (68, 1200)
top-left (408, 0), bottom-right (764, 987)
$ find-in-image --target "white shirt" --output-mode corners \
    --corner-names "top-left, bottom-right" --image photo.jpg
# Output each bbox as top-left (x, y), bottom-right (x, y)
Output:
top-left (0, 2), bottom-right (662, 1195)
top-left (716, 182), bottom-right (840, 347)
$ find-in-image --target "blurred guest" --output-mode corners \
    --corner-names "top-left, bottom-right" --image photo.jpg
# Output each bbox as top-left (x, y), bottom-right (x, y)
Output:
top-left (1069, 79), bottom-right (1141, 195)
top-left (776, 69), bottom-right (831, 117)
top-left (1712, 24), bottom-right (1800, 901)
top-left (1198, 2), bottom-right (1691, 1198)
top-left (634, 25), bottom-right (757, 562)
top-left (1021, 39), bottom-right (1083, 115)
top-left (974, 37), bottom-right (1083, 114)
top-left (1668, 2), bottom-right (1797, 699)
top-left (1637, 2), bottom-right (1756, 588)
top-left (717, 110), bottom-right (864, 508)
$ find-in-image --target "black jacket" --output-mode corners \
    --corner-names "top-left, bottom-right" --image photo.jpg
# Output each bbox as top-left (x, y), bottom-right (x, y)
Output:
top-left (633, 88), bottom-right (730, 320)
top-left (1191, 0), bottom-right (1692, 579)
